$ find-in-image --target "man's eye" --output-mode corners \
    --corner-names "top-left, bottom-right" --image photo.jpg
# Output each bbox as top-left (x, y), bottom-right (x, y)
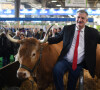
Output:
top-left (82, 17), bottom-right (84, 19)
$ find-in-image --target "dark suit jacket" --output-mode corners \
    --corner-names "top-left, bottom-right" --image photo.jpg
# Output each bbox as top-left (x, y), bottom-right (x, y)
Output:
top-left (48, 24), bottom-right (100, 78)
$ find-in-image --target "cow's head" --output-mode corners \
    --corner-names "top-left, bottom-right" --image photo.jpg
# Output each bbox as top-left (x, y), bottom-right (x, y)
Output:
top-left (17, 38), bottom-right (41, 79)
top-left (7, 36), bottom-right (43, 79)
top-left (6, 26), bottom-right (53, 80)
top-left (7, 36), bottom-right (47, 80)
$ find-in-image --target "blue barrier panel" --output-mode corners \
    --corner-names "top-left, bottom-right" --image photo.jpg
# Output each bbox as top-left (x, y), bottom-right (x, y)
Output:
top-left (0, 18), bottom-right (93, 22)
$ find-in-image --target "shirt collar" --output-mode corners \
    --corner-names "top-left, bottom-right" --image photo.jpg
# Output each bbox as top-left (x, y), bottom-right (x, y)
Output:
top-left (75, 26), bottom-right (85, 32)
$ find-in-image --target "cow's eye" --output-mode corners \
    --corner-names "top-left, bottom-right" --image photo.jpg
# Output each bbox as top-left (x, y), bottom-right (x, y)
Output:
top-left (32, 53), bottom-right (36, 57)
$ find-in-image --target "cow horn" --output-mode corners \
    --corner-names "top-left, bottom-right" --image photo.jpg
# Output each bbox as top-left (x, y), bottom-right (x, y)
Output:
top-left (40, 25), bottom-right (53, 43)
top-left (6, 32), bottom-right (19, 43)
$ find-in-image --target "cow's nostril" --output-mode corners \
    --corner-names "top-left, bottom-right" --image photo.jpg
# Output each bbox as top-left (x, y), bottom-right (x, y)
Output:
top-left (17, 72), bottom-right (26, 79)
top-left (23, 72), bottom-right (26, 76)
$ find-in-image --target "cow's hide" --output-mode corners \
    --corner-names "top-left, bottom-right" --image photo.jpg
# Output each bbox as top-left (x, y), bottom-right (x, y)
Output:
top-left (96, 44), bottom-right (100, 78)
top-left (20, 79), bottom-right (37, 90)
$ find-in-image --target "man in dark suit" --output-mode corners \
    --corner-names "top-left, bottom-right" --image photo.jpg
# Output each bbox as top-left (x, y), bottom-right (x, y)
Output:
top-left (48, 9), bottom-right (100, 90)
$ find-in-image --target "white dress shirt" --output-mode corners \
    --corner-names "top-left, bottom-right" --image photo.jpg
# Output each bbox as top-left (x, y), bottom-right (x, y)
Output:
top-left (64, 27), bottom-right (85, 64)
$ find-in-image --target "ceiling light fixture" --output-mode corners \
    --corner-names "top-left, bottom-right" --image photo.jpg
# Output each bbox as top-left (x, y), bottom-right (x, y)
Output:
top-left (51, 0), bottom-right (57, 2)
top-left (56, 4), bottom-right (61, 6)
top-left (60, 7), bottom-right (64, 9)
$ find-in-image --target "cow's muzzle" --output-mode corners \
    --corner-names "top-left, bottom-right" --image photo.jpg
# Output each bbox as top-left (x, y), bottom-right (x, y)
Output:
top-left (17, 67), bottom-right (31, 80)
top-left (17, 71), bottom-right (27, 79)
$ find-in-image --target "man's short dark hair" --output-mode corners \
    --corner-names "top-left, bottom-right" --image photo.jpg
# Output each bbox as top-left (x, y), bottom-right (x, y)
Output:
top-left (77, 9), bottom-right (88, 16)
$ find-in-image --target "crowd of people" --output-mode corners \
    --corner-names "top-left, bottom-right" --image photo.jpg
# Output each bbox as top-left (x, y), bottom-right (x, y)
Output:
top-left (0, 26), bottom-right (62, 66)
top-left (12, 27), bottom-right (62, 39)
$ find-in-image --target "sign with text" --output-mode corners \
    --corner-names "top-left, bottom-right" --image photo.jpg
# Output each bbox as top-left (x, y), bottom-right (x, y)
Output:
top-left (65, 0), bottom-right (87, 7)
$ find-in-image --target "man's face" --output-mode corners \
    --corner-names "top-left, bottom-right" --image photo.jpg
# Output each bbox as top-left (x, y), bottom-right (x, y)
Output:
top-left (76, 12), bottom-right (88, 29)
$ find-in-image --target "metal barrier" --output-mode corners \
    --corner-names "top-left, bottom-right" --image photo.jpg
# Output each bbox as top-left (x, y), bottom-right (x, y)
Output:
top-left (79, 69), bottom-right (84, 90)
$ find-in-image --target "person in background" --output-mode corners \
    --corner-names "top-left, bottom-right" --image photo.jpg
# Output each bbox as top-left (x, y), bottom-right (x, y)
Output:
top-left (13, 31), bottom-right (20, 40)
top-left (39, 29), bottom-right (45, 39)
top-left (13, 31), bottom-right (20, 55)
top-left (20, 32), bottom-right (25, 40)
top-left (48, 29), bottom-right (53, 38)
top-left (25, 28), bottom-right (32, 37)
top-left (32, 28), bottom-right (40, 39)
top-left (57, 27), bottom-right (62, 33)
top-left (0, 32), bottom-right (14, 66)
top-left (48, 9), bottom-right (100, 90)
top-left (52, 28), bottom-right (58, 37)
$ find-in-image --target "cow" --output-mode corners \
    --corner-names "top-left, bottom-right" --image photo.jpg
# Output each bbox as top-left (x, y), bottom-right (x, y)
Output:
top-left (6, 30), bottom-right (100, 90)
top-left (6, 29), bottom-right (64, 90)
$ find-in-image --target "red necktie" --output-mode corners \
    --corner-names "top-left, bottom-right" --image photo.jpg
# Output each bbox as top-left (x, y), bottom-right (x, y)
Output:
top-left (72, 30), bottom-right (81, 71)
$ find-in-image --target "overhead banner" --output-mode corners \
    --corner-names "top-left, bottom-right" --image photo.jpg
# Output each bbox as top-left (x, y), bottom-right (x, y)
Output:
top-left (65, 0), bottom-right (87, 7)
top-left (0, 9), bottom-right (100, 15)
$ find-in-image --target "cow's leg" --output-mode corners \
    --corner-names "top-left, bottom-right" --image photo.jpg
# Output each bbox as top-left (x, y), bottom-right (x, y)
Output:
top-left (37, 83), bottom-right (48, 90)
top-left (20, 79), bottom-right (38, 90)
top-left (36, 73), bottom-right (52, 90)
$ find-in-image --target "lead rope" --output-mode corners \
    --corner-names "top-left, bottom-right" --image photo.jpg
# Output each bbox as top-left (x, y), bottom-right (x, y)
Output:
top-left (31, 44), bottom-right (44, 73)
top-left (20, 44), bottom-right (44, 90)
top-left (30, 80), bottom-right (34, 90)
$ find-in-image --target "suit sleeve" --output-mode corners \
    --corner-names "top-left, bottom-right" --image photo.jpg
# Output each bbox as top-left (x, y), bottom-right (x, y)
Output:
top-left (48, 26), bottom-right (64, 44)
top-left (97, 31), bottom-right (100, 44)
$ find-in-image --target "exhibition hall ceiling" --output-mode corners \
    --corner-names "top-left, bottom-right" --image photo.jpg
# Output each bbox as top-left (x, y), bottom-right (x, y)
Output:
top-left (21, 0), bottom-right (100, 9)
top-left (0, 0), bottom-right (100, 9)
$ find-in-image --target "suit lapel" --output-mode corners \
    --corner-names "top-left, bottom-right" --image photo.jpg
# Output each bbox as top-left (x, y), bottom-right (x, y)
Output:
top-left (70, 26), bottom-right (75, 43)
top-left (85, 26), bottom-right (88, 48)
top-left (84, 26), bottom-right (90, 48)
top-left (65, 25), bottom-right (75, 53)
top-left (65, 25), bottom-right (75, 47)
top-left (61, 24), bottom-right (75, 57)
